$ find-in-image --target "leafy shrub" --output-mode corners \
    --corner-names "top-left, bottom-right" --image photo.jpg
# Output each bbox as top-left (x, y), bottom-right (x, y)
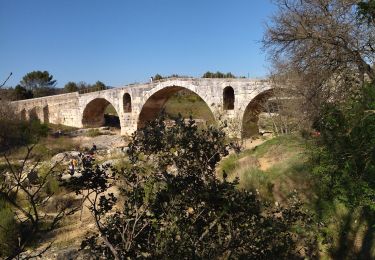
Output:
top-left (67, 115), bottom-right (318, 259)
top-left (0, 199), bottom-right (18, 257)
top-left (312, 83), bottom-right (375, 258)
top-left (0, 111), bottom-right (48, 152)
top-left (313, 84), bottom-right (375, 214)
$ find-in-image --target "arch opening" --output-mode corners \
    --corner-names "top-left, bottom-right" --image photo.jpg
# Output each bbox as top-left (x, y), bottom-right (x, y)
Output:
top-left (123, 93), bottom-right (132, 113)
top-left (82, 98), bottom-right (120, 129)
top-left (223, 86), bottom-right (235, 110)
top-left (138, 86), bottom-right (215, 129)
top-left (242, 90), bottom-right (274, 138)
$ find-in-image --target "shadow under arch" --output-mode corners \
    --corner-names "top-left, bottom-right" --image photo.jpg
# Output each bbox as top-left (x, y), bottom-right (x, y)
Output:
top-left (82, 98), bottom-right (120, 128)
top-left (43, 105), bottom-right (49, 123)
top-left (20, 109), bottom-right (26, 121)
top-left (242, 89), bottom-right (274, 138)
top-left (28, 107), bottom-right (38, 121)
top-left (138, 86), bottom-right (215, 129)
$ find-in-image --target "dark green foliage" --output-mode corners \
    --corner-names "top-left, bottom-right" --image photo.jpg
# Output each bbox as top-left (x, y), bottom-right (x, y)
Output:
top-left (14, 85), bottom-right (33, 100)
top-left (0, 118), bottom-right (48, 153)
top-left (153, 74), bottom-right (163, 80)
top-left (0, 199), bottom-right (18, 257)
top-left (313, 84), bottom-right (375, 213)
top-left (64, 81), bottom-right (79, 93)
top-left (358, 0), bottom-right (375, 23)
top-left (20, 70), bottom-right (56, 90)
top-left (70, 115), bottom-right (317, 259)
top-left (151, 74), bottom-right (186, 81)
top-left (202, 71), bottom-right (236, 78)
top-left (312, 83), bottom-right (375, 257)
top-left (20, 71), bottom-right (57, 98)
top-left (92, 80), bottom-right (106, 89)
top-left (32, 86), bottom-right (57, 98)
top-left (77, 81), bottom-right (108, 93)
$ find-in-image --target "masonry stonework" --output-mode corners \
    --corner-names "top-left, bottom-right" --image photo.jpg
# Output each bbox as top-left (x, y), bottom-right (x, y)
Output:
top-left (12, 78), bottom-right (272, 137)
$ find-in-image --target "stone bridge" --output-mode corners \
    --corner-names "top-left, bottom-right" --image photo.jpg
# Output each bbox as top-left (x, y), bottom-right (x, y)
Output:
top-left (12, 78), bottom-right (274, 137)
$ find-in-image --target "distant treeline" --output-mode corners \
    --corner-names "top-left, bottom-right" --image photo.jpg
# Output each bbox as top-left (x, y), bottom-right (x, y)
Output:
top-left (0, 70), bottom-right (108, 101)
top-left (1, 70), bottom-right (245, 101)
top-left (151, 71), bottom-right (245, 81)
top-left (202, 71), bottom-right (242, 78)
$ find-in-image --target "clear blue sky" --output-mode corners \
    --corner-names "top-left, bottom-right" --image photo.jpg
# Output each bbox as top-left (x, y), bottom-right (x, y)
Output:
top-left (0, 0), bottom-right (275, 88)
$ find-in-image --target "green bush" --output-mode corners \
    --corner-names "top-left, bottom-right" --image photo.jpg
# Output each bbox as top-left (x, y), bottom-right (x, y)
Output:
top-left (314, 84), bottom-right (375, 213)
top-left (67, 115), bottom-right (318, 259)
top-left (312, 83), bottom-right (375, 258)
top-left (0, 199), bottom-right (18, 257)
top-left (0, 109), bottom-right (48, 153)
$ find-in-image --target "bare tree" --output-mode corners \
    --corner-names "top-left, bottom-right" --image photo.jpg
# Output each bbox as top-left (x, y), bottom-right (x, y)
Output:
top-left (0, 145), bottom-right (78, 259)
top-left (0, 72), bottom-right (12, 89)
top-left (260, 89), bottom-right (305, 135)
top-left (0, 100), bottom-right (78, 258)
top-left (264, 0), bottom-right (375, 116)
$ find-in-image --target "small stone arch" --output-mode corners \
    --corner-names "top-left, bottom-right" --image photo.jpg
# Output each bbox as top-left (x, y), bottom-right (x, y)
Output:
top-left (138, 86), bottom-right (215, 129)
top-left (123, 93), bottom-right (132, 113)
top-left (82, 98), bottom-right (120, 128)
top-left (242, 89), bottom-right (274, 138)
top-left (223, 86), bottom-right (235, 110)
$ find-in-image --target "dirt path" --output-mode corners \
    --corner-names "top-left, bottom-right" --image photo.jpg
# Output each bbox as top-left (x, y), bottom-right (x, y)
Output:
top-left (242, 137), bottom-right (270, 150)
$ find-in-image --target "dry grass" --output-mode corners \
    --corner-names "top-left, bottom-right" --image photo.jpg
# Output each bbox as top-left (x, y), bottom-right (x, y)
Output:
top-left (3, 136), bottom-right (78, 162)
top-left (219, 135), bottom-right (313, 203)
top-left (51, 213), bottom-right (94, 247)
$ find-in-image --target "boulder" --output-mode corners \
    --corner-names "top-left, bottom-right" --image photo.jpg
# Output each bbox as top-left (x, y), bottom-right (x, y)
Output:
top-left (51, 151), bottom-right (81, 164)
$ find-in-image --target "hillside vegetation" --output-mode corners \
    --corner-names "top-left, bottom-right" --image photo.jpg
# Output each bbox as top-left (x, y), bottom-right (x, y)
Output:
top-left (220, 135), bottom-right (375, 258)
top-left (220, 136), bottom-right (313, 203)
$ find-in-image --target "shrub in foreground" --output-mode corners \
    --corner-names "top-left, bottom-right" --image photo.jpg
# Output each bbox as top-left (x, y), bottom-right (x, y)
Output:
top-left (66, 115), bottom-right (317, 259)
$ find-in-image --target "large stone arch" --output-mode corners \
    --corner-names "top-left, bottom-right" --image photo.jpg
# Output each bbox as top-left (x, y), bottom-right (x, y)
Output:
top-left (138, 84), bottom-right (216, 129)
top-left (81, 98), bottom-right (121, 128)
top-left (241, 89), bottom-right (274, 138)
